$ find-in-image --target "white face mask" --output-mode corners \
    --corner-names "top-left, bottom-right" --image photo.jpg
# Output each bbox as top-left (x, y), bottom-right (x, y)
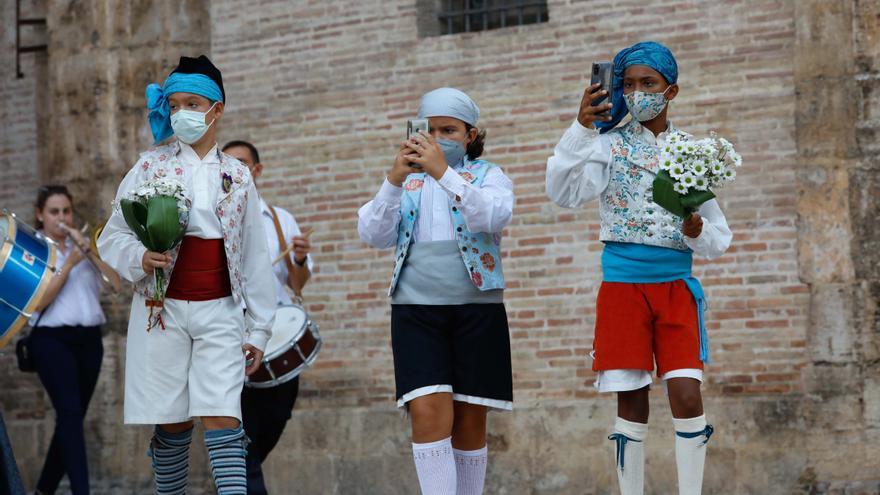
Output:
top-left (170, 102), bottom-right (218, 144)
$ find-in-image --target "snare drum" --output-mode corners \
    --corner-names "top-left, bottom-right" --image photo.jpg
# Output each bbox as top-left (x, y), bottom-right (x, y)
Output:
top-left (246, 304), bottom-right (321, 388)
top-left (0, 211), bottom-right (57, 347)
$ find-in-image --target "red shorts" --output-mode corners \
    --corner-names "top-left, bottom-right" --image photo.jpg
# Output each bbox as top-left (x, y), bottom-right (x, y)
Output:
top-left (592, 280), bottom-right (702, 376)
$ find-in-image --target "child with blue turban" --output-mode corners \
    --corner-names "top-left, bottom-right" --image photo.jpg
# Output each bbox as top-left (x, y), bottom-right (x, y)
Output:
top-left (546, 41), bottom-right (733, 495)
top-left (98, 55), bottom-right (277, 495)
top-left (358, 87), bottom-right (515, 495)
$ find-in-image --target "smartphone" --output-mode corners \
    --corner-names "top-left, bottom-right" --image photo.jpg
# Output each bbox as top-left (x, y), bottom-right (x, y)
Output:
top-left (407, 118), bottom-right (429, 139)
top-left (590, 62), bottom-right (614, 117)
top-left (406, 119), bottom-right (429, 168)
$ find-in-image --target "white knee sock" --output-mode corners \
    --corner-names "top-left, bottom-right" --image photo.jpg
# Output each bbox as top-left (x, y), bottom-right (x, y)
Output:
top-left (453, 445), bottom-right (487, 495)
top-left (609, 417), bottom-right (647, 495)
top-left (673, 415), bottom-right (713, 495)
top-left (412, 437), bottom-right (457, 495)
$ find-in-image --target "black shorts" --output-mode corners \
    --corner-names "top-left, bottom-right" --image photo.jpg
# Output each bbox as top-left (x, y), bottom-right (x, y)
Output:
top-left (391, 303), bottom-right (513, 411)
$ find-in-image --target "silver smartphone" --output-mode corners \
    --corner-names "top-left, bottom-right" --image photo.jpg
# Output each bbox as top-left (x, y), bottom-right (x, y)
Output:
top-left (406, 119), bottom-right (429, 168)
top-left (590, 62), bottom-right (614, 117)
top-left (407, 118), bottom-right (429, 139)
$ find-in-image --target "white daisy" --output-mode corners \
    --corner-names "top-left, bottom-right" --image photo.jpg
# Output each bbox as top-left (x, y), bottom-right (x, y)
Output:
top-left (673, 182), bottom-right (689, 194)
top-left (680, 172), bottom-right (696, 187)
top-left (670, 163), bottom-right (686, 179)
top-left (693, 176), bottom-right (709, 191)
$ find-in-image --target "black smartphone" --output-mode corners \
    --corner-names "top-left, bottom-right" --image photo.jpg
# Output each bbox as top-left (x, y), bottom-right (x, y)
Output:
top-left (406, 119), bottom-right (429, 168)
top-left (590, 62), bottom-right (614, 117)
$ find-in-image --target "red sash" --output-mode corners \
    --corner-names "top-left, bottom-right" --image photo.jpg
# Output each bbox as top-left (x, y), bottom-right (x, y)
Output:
top-left (165, 236), bottom-right (232, 301)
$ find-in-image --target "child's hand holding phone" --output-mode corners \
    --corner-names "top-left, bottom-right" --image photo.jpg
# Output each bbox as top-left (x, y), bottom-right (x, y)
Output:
top-left (389, 142), bottom-right (418, 187)
top-left (579, 62), bottom-right (615, 128)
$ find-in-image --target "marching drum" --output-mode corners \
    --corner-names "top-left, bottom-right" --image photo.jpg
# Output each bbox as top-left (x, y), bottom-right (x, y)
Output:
top-left (0, 211), bottom-right (56, 347)
top-left (246, 304), bottom-right (321, 388)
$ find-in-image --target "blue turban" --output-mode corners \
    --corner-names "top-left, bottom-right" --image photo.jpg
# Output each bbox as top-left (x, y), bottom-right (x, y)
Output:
top-left (418, 87), bottom-right (480, 126)
top-left (595, 41), bottom-right (678, 134)
top-left (145, 72), bottom-right (224, 144)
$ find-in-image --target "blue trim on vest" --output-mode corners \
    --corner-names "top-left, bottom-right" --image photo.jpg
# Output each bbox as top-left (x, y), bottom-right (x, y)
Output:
top-left (601, 242), bottom-right (710, 363)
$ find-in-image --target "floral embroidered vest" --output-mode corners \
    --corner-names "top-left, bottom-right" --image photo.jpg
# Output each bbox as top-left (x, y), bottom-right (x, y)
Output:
top-left (600, 120), bottom-right (689, 251)
top-left (128, 141), bottom-right (252, 302)
top-left (388, 159), bottom-right (505, 296)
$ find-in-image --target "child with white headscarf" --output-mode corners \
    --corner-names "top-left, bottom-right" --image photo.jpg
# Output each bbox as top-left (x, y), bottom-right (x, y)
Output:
top-left (358, 87), bottom-right (515, 495)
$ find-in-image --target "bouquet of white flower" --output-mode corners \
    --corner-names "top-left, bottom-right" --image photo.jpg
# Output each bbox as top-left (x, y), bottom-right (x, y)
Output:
top-left (118, 177), bottom-right (190, 304)
top-left (652, 130), bottom-right (741, 218)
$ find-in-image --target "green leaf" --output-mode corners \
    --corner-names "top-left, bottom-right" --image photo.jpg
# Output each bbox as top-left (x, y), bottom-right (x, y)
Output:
top-left (119, 199), bottom-right (155, 250)
top-left (680, 188), bottom-right (716, 211)
top-left (146, 196), bottom-right (185, 253)
top-left (652, 171), bottom-right (687, 218)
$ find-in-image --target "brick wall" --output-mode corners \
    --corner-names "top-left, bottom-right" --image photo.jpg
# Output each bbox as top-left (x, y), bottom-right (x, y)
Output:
top-left (211, 0), bottom-right (807, 410)
top-left (206, 1), bottom-right (819, 491)
top-left (0, 0), bottom-right (876, 493)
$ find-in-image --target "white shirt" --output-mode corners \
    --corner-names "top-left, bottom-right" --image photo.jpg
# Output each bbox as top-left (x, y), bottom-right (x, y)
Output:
top-left (358, 165), bottom-right (515, 249)
top-left (29, 237), bottom-right (106, 327)
top-left (546, 120), bottom-right (732, 259)
top-left (183, 143), bottom-right (223, 239)
top-left (260, 198), bottom-right (314, 306)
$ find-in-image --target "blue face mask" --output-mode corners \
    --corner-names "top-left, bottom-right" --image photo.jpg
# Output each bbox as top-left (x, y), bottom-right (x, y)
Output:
top-left (438, 138), bottom-right (467, 167)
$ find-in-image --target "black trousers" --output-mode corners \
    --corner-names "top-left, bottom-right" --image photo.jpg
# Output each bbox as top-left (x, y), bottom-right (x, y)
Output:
top-left (241, 376), bottom-right (300, 495)
top-left (29, 325), bottom-right (103, 495)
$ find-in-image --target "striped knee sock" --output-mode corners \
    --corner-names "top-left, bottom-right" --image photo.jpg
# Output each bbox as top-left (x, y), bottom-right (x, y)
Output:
top-left (205, 426), bottom-right (248, 495)
top-left (150, 426), bottom-right (192, 495)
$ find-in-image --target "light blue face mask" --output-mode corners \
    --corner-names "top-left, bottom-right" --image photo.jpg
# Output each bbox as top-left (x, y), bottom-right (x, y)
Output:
top-left (438, 138), bottom-right (467, 167)
top-left (170, 102), bottom-right (217, 144)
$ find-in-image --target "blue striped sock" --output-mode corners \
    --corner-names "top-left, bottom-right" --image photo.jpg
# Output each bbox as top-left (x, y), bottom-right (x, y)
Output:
top-left (150, 426), bottom-right (192, 495)
top-left (205, 426), bottom-right (248, 495)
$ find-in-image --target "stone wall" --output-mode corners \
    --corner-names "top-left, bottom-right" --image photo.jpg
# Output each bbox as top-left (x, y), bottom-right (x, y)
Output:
top-left (0, 0), bottom-right (876, 493)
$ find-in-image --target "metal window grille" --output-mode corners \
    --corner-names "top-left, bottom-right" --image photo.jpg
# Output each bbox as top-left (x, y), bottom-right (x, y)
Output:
top-left (437, 0), bottom-right (548, 35)
top-left (15, 0), bottom-right (48, 79)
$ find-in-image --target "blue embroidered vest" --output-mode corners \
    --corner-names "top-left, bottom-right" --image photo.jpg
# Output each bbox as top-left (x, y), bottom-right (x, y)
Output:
top-left (600, 120), bottom-right (688, 251)
top-left (388, 159), bottom-right (505, 296)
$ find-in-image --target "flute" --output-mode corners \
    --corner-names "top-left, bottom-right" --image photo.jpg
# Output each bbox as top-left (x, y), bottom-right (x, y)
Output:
top-left (58, 222), bottom-right (117, 289)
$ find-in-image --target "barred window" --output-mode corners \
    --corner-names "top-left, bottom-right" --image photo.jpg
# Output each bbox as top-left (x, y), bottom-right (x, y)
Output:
top-left (417, 0), bottom-right (549, 37)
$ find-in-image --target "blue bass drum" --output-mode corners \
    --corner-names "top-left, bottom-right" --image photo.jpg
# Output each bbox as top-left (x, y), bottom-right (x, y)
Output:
top-left (0, 211), bottom-right (56, 347)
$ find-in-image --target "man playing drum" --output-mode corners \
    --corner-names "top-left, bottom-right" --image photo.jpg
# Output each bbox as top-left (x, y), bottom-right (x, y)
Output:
top-left (222, 140), bottom-right (313, 495)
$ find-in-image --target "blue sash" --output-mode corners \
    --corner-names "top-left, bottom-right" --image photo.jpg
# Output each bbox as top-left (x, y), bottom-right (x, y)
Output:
top-left (601, 241), bottom-right (709, 363)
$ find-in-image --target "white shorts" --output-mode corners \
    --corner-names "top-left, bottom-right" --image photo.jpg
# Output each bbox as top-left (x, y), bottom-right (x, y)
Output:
top-left (594, 368), bottom-right (704, 393)
top-left (123, 294), bottom-right (246, 424)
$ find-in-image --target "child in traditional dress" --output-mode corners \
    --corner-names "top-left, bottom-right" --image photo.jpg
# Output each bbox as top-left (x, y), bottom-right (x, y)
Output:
top-left (98, 55), bottom-right (276, 495)
top-left (546, 42), bottom-right (732, 495)
top-left (358, 88), bottom-right (515, 495)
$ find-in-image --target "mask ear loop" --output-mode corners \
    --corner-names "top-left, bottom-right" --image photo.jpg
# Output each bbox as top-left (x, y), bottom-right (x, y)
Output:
top-left (204, 101), bottom-right (219, 130)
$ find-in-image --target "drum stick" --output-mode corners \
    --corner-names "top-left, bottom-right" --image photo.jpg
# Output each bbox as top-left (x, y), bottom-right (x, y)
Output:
top-left (272, 228), bottom-right (313, 266)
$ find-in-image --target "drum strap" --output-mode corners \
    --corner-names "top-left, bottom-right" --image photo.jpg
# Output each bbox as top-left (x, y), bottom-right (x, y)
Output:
top-left (268, 204), bottom-right (296, 278)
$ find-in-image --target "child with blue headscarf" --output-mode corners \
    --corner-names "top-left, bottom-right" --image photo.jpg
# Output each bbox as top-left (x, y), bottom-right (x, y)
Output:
top-left (546, 41), bottom-right (732, 495)
top-left (358, 87), bottom-right (515, 495)
top-left (98, 55), bottom-right (276, 495)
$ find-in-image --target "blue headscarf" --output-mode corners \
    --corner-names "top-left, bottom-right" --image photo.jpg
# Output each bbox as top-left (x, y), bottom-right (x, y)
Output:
top-left (595, 41), bottom-right (678, 134)
top-left (145, 73), bottom-right (224, 144)
top-left (418, 87), bottom-right (480, 126)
